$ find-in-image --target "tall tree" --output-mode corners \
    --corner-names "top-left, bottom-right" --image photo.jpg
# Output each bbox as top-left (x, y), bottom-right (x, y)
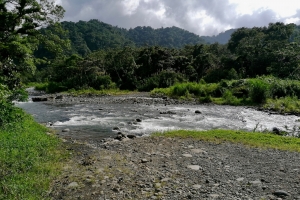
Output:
top-left (0, 0), bottom-right (64, 98)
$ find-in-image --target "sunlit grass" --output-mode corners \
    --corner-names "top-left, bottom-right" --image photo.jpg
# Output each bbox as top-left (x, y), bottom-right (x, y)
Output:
top-left (153, 129), bottom-right (300, 152)
top-left (66, 88), bottom-right (137, 96)
top-left (0, 114), bottom-right (67, 200)
top-left (264, 96), bottom-right (300, 114)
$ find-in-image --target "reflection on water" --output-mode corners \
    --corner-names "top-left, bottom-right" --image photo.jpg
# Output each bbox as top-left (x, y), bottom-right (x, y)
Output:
top-left (16, 99), bottom-right (300, 140)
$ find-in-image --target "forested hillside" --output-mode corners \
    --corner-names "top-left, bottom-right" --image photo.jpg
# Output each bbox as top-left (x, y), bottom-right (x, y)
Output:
top-left (31, 22), bottom-right (300, 95)
top-left (36, 19), bottom-right (207, 57)
top-left (201, 29), bottom-right (236, 44)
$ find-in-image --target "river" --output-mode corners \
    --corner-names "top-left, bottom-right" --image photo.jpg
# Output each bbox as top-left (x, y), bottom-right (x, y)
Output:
top-left (16, 92), bottom-right (300, 140)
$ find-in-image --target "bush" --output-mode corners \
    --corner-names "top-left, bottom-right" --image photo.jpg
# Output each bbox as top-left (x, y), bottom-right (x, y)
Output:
top-left (0, 100), bottom-right (24, 129)
top-left (222, 90), bottom-right (239, 105)
top-left (248, 79), bottom-right (270, 104)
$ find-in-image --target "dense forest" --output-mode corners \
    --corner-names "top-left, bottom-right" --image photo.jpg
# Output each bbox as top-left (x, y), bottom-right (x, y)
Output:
top-left (35, 19), bottom-right (236, 58)
top-left (30, 21), bottom-right (300, 94)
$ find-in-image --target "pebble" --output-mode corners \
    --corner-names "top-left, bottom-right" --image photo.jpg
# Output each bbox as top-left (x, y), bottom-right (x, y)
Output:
top-left (192, 184), bottom-right (202, 189)
top-left (191, 149), bottom-right (207, 154)
top-left (187, 165), bottom-right (201, 170)
top-left (273, 190), bottom-right (290, 197)
top-left (182, 154), bottom-right (193, 157)
top-left (236, 178), bottom-right (244, 182)
top-left (67, 182), bottom-right (79, 188)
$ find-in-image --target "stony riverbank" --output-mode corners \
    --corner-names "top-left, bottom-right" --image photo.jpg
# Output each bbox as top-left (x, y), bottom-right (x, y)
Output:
top-left (49, 136), bottom-right (300, 200)
top-left (27, 91), bottom-right (300, 199)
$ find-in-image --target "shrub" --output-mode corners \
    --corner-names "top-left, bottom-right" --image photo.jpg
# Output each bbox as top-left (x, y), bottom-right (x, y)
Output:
top-left (222, 90), bottom-right (239, 105)
top-left (248, 79), bottom-right (270, 104)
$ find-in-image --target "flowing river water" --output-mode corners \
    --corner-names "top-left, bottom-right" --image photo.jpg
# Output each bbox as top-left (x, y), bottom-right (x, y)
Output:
top-left (16, 91), bottom-right (300, 140)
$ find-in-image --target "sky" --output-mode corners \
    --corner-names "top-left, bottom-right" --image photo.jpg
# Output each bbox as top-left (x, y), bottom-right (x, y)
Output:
top-left (54, 0), bottom-right (300, 36)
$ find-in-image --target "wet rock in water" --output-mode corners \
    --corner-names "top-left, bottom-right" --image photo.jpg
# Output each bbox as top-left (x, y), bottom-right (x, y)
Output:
top-left (62, 128), bottom-right (70, 132)
top-left (272, 127), bottom-right (280, 135)
top-left (115, 132), bottom-right (126, 141)
top-left (160, 111), bottom-right (176, 115)
top-left (195, 110), bottom-right (202, 114)
top-left (32, 97), bottom-right (48, 102)
top-left (112, 127), bottom-right (120, 131)
top-left (136, 119), bottom-right (142, 122)
top-left (127, 134), bottom-right (136, 139)
top-left (55, 95), bottom-right (64, 100)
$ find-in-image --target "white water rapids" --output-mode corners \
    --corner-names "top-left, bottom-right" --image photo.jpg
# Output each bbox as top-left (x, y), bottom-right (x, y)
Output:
top-left (16, 98), bottom-right (300, 140)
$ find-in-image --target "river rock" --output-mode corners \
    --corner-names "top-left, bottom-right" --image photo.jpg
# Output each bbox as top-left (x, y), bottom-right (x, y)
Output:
top-left (195, 110), bottom-right (202, 114)
top-left (273, 190), bottom-right (290, 197)
top-left (127, 134), bottom-right (136, 139)
top-left (55, 95), bottom-right (64, 100)
top-left (272, 127), bottom-right (280, 135)
top-left (67, 182), bottom-right (79, 188)
top-left (32, 97), bottom-right (48, 102)
top-left (62, 128), bottom-right (70, 132)
top-left (187, 165), bottom-right (201, 170)
top-left (160, 111), bottom-right (176, 114)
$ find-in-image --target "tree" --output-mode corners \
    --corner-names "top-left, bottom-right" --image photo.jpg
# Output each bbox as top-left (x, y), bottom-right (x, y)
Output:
top-left (0, 0), bottom-right (64, 98)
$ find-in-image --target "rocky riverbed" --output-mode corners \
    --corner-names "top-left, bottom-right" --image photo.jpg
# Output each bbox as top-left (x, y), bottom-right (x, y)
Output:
top-left (21, 93), bottom-right (300, 200)
top-left (38, 92), bottom-right (300, 200)
top-left (50, 136), bottom-right (300, 200)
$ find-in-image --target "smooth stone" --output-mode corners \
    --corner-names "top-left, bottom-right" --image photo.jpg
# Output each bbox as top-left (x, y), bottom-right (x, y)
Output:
top-left (67, 182), bottom-right (79, 188)
top-left (191, 149), bottom-right (207, 154)
top-left (192, 184), bottom-right (202, 189)
top-left (273, 190), bottom-right (290, 197)
top-left (236, 178), bottom-right (244, 182)
top-left (209, 194), bottom-right (220, 198)
top-left (141, 159), bottom-right (148, 163)
top-left (187, 165), bottom-right (201, 170)
top-left (195, 110), bottom-right (202, 114)
top-left (62, 128), bottom-right (70, 132)
top-left (182, 154), bottom-right (193, 157)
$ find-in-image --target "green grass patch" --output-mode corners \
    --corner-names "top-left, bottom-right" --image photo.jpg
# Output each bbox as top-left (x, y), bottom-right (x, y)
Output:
top-left (66, 88), bottom-right (135, 96)
top-left (0, 112), bottom-right (67, 200)
top-left (153, 129), bottom-right (300, 152)
top-left (264, 96), bottom-right (300, 114)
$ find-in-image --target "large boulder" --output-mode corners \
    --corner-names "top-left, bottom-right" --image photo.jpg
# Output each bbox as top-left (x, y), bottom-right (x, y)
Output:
top-left (32, 97), bottom-right (48, 102)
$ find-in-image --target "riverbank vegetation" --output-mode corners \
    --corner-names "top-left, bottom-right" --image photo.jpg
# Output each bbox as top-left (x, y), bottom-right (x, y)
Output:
top-left (25, 21), bottom-right (300, 113)
top-left (154, 129), bottom-right (300, 152)
top-left (0, 108), bottom-right (66, 199)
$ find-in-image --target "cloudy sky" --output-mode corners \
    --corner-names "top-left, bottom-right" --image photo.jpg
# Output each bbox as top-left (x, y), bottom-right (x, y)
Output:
top-left (55, 0), bottom-right (300, 36)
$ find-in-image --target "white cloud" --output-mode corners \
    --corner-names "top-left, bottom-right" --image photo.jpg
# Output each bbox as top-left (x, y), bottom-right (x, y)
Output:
top-left (55, 0), bottom-right (300, 36)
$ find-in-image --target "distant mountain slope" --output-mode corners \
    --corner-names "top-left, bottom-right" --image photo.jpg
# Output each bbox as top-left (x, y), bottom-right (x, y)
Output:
top-left (60, 19), bottom-right (134, 56)
top-left (38, 19), bottom-right (240, 58)
top-left (128, 26), bottom-right (206, 48)
top-left (201, 29), bottom-right (236, 44)
top-left (40, 20), bottom-right (208, 56)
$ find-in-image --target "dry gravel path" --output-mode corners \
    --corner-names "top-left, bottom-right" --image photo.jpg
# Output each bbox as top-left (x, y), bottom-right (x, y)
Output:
top-left (49, 136), bottom-right (300, 200)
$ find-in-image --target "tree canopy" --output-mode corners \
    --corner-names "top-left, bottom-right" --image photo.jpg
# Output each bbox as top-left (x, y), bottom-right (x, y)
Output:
top-left (0, 0), bottom-right (65, 98)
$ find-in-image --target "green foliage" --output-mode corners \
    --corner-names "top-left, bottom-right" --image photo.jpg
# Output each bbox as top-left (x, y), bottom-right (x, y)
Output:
top-left (0, 112), bottom-right (66, 199)
top-left (0, 0), bottom-right (65, 95)
top-left (248, 79), bottom-right (270, 104)
top-left (264, 96), bottom-right (300, 114)
top-left (222, 90), bottom-right (240, 105)
top-left (153, 129), bottom-right (300, 152)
